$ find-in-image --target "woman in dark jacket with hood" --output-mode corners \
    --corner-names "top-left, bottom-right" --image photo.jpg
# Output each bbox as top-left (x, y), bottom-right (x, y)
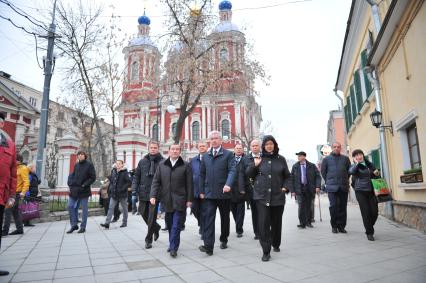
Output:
top-left (101, 160), bottom-right (131, 229)
top-left (349, 149), bottom-right (380, 241)
top-left (246, 135), bottom-right (291, 261)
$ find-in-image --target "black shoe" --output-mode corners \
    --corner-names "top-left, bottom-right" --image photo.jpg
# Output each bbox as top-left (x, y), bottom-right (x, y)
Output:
top-left (199, 245), bottom-right (213, 255)
top-left (120, 223), bottom-right (127, 228)
top-left (161, 227), bottom-right (168, 231)
top-left (167, 248), bottom-right (171, 252)
top-left (297, 224), bottom-right (306, 229)
top-left (111, 218), bottom-right (118, 223)
top-left (170, 250), bottom-right (177, 258)
top-left (254, 235), bottom-right (259, 240)
top-left (306, 223), bottom-right (314, 228)
top-left (100, 223), bottom-right (110, 229)
top-left (9, 230), bottom-right (23, 235)
top-left (332, 228), bottom-right (338, 234)
top-left (367, 234), bottom-right (375, 241)
top-left (66, 226), bottom-right (79, 234)
top-left (261, 253), bottom-right (271, 262)
top-left (273, 247), bottom-right (280, 252)
top-left (145, 242), bottom-right (152, 249)
top-left (24, 223), bottom-right (35, 227)
top-left (154, 226), bottom-right (160, 241)
top-left (0, 270), bottom-right (9, 276)
top-left (237, 233), bottom-right (243, 238)
top-left (77, 228), bottom-right (86, 233)
top-left (338, 228), bottom-right (347, 233)
top-left (311, 219), bottom-right (315, 223)
top-left (220, 242), bottom-right (228, 249)
top-left (181, 225), bottom-right (185, 231)
top-left (1, 231), bottom-right (8, 237)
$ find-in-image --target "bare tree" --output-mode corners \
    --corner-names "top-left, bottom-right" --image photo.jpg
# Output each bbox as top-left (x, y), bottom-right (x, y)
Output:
top-left (55, 0), bottom-right (109, 176)
top-left (233, 120), bottom-right (274, 150)
top-left (161, 0), bottom-right (267, 144)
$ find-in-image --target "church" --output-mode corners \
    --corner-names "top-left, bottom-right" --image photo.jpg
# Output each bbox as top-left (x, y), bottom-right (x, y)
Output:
top-left (115, 0), bottom-right (262, 169)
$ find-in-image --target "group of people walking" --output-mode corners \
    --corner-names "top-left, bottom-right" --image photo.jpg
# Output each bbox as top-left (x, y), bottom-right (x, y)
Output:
top-left (0, 105), bottom-right (382, 277)
top-left (63, 130), bottom-right (381, 262)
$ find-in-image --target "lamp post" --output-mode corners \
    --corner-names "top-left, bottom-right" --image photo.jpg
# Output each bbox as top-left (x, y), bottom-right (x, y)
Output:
top-left (156, 93), bottom-right (176, 141)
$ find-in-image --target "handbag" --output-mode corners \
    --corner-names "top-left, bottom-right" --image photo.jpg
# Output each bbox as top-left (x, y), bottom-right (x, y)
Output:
top-left (371, 178), bottom-right (391, 196)
top-left (19, 201), bottom-right (40, 221)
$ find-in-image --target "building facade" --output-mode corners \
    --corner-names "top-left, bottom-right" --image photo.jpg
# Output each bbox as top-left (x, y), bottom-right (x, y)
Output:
top-left (0, 71), bottom-right (114, 186)
top-left (115, 1), bottom-right (262, 169)
top-left (335, 0), bottom-right (425, 232)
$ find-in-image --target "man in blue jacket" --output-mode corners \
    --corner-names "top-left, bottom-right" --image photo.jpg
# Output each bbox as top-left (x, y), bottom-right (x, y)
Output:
top-left (199, 131), bottom-right (236, 255)
top-left (190, 141), bottom-right (208, 236)
top-left (321, 142), bottom-right (351, 234)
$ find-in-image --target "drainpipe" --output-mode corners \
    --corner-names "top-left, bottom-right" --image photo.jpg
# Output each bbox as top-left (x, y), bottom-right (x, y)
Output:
top-left (365, 0), bottom-right (393, 219)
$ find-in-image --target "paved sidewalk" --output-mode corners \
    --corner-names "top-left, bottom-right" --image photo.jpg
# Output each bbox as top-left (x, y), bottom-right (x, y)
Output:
top-left (1, 195), bottom-right (425, 283)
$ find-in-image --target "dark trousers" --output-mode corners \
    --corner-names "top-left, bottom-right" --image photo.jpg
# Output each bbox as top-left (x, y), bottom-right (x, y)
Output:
top-left (231, 201), bottom-right (245, 234)
top-left (165, 210), bottom-right (184, 252)
top-left (192, 197), bottom-right (204, 235)
top-left (250, 198), bottom-right (259, 237)
top-left (139, 201), bottom-right (160, 243)
top-left (257, 202), bottom-right (284, 254)
top-left (0, 205), bottom-right (4, 249)
top-left (203, 199), bottom-right (230, 251)
top-left (355, 191), bottom-right (378, 235)
top-left (311, 194), bottom-right (315, 222)
top-left (328, 190), bottom-right (348, 229)
top-left (2, 194), bottom-right (23, 234)
top-left (297, 189), bottom-right (313, 226)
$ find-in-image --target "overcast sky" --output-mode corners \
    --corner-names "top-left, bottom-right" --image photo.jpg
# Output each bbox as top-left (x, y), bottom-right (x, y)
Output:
top-left (0, 0), bottom-right (351, 163)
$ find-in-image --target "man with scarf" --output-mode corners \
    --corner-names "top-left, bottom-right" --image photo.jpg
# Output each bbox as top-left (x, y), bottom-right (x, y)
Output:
top-left (132, 141), bottom-right (164, 249)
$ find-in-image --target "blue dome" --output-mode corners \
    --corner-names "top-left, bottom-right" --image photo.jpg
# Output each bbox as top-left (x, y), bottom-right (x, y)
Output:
top-left (138, 13), bottom-right (150, 25)
top-left (219, 0), bottom-right (232, 11)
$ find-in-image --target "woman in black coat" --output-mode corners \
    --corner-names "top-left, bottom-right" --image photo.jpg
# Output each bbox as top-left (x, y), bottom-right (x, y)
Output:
top-left (349, 149), bottom-right (380, 241)
top-left (246, 135), bottom-right (291, 261)
top-left (101, 160), bottom-right (131, 229)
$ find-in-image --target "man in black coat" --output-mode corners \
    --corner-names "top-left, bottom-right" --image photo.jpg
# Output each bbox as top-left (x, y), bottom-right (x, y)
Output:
top-left (67, 151), bottom-right (96, 234)
top-left (239, 139), bottom-right (261, 240)
top-left (101, 160), bottom-right (131, 229)
top-left (150, 144), bottom-right (193, 258)
top-left (231, 144), bottom-right (246, 238)
top-left (131, 141), bottom-right (164, 248)
top-left (199, 131), bottom-right (236, 255)
top-left (321, 142), bottom-right (351, 234)
top-left (290, 151), bottom-right (321, 228)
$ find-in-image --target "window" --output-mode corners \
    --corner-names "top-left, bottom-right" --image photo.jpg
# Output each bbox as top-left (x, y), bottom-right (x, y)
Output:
top-left (29, 97), bottom-right (37, 107)
top-left (57, 111), bottom-right (65, 121)
top-left (56, 128), bottom-right (63, 138)
top-left (192, 121), bottom-right (200, 141)
top-left (131, 61), bottom-right (139, 81)
top-left (220, 48), bottom-right (228, 62)
top-left (360, 49), bottom-right (373, 98)
top-left (371, 149), bottom-right (381, 171)
top-left (152, 124), bottom-right (159, 141)
top-left (171, 123), bottom-right (177, 139)
top-left (349, 85), bottom-right (358, 119)
top-left (407, 123), bottom-right (421, 169)
top-left (221, 119), bottom-right (230, 138)
top-left (354, 70), bottom-right (363, 110)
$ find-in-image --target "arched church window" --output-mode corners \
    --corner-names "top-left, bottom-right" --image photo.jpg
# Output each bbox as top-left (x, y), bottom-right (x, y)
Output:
top-left (171, 122), bottom-right (177, 139)
top-left (220, 48), bottom-right (228, 62)
top-left (192, 121), bottom-right (200, 141)
top-left (152, 124), bottom-right (159, 141)
top-left (221, 119), bottom-right (230, 139)
top-left (131, 61), bottom-right (139, 81)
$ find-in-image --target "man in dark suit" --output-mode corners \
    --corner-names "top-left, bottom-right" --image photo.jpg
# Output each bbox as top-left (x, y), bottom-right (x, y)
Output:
top-left (290, 151), bottom-right (321, 228)
top-left (199, 131), bottom-right (236, 255)
top-left (231, 144), bottom-right (246, 238)
top-left (321, 142), bottom-right (351, 234)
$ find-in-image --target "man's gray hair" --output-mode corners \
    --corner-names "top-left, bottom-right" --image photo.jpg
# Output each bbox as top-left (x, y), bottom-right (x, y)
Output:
top-left (208, 130), bottom-right (221, 139)
top-left (250, 139), bottom-right (261, 146)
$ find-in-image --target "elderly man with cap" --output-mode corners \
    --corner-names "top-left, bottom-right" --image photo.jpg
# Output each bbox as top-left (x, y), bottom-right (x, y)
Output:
top-left (290, 151), bottom-right (321, 229)
top-left (0, 112), bottom-right (17, 276)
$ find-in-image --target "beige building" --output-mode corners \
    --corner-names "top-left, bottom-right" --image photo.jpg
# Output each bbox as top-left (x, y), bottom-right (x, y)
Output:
top-left (335, 0), bottom-right (425, 232)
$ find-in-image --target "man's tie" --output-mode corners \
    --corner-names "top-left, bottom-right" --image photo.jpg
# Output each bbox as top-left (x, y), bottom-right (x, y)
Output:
top-left (213, 149), bottom-right (217, 157)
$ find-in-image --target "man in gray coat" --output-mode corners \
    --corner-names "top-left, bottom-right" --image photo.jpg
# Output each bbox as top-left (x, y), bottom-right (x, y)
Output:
top-left (320, 142), bottom-right (351, 234)
top-left (199, 131), bottom-right (236, 255)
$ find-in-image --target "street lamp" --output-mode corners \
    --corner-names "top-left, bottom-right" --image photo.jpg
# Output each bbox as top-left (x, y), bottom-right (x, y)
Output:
top-left (370, 109), bottom-right (393, 135)
top-left (156, 93), bottom-right (176, 141)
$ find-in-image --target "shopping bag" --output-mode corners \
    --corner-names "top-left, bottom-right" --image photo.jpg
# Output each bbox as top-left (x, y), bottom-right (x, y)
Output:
top-left (19, 201), bottom-right (40, 221)
top-left (371, 178), bottom-right (391, 196)
top-left (376, 194), bottom-right (393, 203)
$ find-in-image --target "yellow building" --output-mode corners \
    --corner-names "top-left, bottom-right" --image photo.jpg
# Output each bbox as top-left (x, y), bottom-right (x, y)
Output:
top-left (335, 0), bottom-right (425, 232)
